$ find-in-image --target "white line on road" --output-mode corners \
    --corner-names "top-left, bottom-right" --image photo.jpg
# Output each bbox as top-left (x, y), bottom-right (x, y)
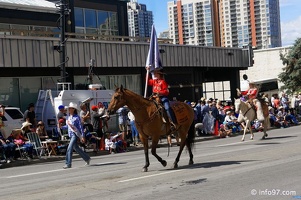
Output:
top-left (118, 170), bottom-right (182, 183)
top-left (5, 161), bottom-right (115, 179)
top-left (5, 168), bottom-right (74, 179)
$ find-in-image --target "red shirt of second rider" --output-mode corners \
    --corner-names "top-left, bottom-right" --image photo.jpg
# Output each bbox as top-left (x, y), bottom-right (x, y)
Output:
top-left (148, 79), bottom-right (169, 97)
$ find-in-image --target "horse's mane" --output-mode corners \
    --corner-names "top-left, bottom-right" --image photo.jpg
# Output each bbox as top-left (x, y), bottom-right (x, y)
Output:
top-left (117, 87), bottom-right (153, 104)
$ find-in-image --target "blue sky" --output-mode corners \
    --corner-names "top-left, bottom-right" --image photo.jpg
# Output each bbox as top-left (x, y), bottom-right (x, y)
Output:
top-left (138, 0), bottom-right (301, 46)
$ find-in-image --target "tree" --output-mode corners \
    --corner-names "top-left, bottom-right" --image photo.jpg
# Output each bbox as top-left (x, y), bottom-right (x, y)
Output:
top-left (279, 38), bottom-right (301, 94)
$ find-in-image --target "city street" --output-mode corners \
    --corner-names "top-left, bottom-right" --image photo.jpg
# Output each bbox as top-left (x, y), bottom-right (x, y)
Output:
top-left (1, 126), bottom-right (300, 200)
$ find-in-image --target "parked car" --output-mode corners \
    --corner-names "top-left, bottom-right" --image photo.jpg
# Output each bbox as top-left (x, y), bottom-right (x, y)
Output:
top-left (0, 107), bottom-right (24, 138)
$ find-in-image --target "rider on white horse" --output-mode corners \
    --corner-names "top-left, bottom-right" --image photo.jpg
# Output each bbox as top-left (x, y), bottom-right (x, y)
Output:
top-left (237, 81), bottom-right (265, 122)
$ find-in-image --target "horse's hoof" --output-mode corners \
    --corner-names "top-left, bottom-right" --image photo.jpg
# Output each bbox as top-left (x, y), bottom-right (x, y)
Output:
top-left (142, 167), bottom-right (148, 172)
top-left (172, 163), bottom-right (178, 169)
top-left (189, 160), bottom-right (194, 165)
top-left (250, 138), bottom-right (254, 140)
top-left (161, 160), bottom-right (167, 167)
top-left (241, 139), bottom-right (245, 142)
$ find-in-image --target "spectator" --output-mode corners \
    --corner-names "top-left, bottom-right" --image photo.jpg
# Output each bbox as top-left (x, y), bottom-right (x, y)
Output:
top-left (218, 124), bottom-right (232, 138)
top-left (117, 106), bottom-right (129, 141)
top-left (273, 96), bottom-right (280, 110)
top-left (23, 103), bottom-right (36, 131)
top-left (9, 129), bottom-right (33, 159)
top-left (91, 105), bottom-right (106, 138)
top-left (79, 103), bottom-right (92, 133)
top-left (0, 130), bottom-right (16, 163)
top-left (57, 105), bottom-right (67, 122)
top-left (128, 110), bottom-right (139, 146)
top-left (105, 133), bottom-right (120, 154)
top-left (194, 100), bottom-right (202, 123)
top-left (0, 105), bottom-right (6, 138)
top-left (280, 93), bottom-right (290, 113)
top-left (275, 106), bottom-right (289, 128)
top-left (60, 102), bottom-right (91, 169)
top-left (36, 121), bottom-right (48, 141)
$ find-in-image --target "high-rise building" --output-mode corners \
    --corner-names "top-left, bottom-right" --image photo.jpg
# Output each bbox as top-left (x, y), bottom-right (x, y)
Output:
top-left (127, 0), bottom-right (153, 37)
top-left (168, 0), bottom-right (219, 46)
top-left (168, 0), bottom-right (281, 49)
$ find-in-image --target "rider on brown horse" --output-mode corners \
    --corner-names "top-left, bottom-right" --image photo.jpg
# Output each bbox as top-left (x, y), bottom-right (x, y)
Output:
top-left (237, 81), bottom-right (265, 122)
top-left (146, 67), bottom-right (177, 129)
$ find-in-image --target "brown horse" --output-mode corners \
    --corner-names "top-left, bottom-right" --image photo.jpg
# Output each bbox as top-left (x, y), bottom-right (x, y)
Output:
top-left (107, 85), bottom-right (195, 172)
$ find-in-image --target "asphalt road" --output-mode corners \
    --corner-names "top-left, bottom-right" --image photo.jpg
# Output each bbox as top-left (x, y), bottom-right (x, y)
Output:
top-left (1, 126), bottom-right (301, 200)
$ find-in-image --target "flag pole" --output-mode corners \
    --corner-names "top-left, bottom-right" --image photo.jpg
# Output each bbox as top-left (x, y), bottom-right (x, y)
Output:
top-left (144, 69), bottom-right (149, 98)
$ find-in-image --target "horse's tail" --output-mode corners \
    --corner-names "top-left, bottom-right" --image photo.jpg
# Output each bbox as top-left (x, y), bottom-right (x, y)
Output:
top-left (186, 121), bottom-right (195, 150)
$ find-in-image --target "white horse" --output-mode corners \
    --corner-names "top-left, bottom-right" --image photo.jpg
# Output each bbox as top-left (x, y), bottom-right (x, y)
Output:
top-left (234, 98), bottom-right (269, 141)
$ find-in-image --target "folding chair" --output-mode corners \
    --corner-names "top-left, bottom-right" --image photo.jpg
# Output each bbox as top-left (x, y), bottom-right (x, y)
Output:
top-left (27, 132), bottom-right (49, 157)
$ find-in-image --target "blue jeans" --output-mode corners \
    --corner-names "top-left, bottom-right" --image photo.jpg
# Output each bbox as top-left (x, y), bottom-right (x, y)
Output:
top-left (161, 96), bottom-right (176, 123)
top-left (65, 135), bottom-right (90, 167)
top-left (130, 121), bottom-right (139, 138)
top-left (2, 143), bottom-right (16, 159)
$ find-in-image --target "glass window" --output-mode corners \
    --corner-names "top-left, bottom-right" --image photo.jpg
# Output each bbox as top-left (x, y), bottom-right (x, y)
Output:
top-left (0, 78), bottom-right (20, 108)
top-left (85, 9), bottom-right (97, 28)
top-left (74, 8), bottom-right (84, 27)
top-left (19, 78), bottom-right (41, 111)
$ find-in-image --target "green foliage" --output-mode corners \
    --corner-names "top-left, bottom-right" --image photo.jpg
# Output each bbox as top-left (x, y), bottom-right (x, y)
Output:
top-left (279, 38), bottom-right (301, 94)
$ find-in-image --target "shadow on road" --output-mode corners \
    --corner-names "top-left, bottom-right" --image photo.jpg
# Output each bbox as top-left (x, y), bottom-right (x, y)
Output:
top-left (164, 160), bottom-right (256, 170)
top-left (261, 135), bottom-right (297, 140)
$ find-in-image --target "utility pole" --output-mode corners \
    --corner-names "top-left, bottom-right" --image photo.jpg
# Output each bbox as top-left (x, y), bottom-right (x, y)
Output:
top-left (58, 0), bottom-right (69, 82)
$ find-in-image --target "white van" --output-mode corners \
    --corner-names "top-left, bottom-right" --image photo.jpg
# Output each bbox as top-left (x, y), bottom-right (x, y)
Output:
top-left (0, 107), bottom-right (24, 138)
top-left (35, 88), bottom-right (119, 134)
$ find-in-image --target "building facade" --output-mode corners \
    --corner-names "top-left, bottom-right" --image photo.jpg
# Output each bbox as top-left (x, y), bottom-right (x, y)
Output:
top-left (220, 0), bottom-right (281, 49)
top-left (167, 0), bottom-right (217, 46)
top-left (127, 0), bottom-right (153, 37)
top-left (168, 0), bottom-right (281, 49)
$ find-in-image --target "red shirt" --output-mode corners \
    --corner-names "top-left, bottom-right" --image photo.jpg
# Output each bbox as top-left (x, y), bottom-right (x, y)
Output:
top-left (241, 88), bottom-right (258, 99)
top-left (148, 78), bottom-right (169, 96)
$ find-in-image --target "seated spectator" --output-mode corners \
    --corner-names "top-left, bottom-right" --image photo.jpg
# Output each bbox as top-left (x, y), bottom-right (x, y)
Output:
top-left (224, 111), bottom-right (241, 133)
top-left (8, 129), bottom-right (33, 159)
top-left (268, 106), bottom-right (277, 127)
top-left (105, 133), bottom-right (119, 154)
top-left (275, 106), bottom-right (289, 128)
top-left (219, 124), bottom-right (232, 138)
top-left (85, 132), bottom-right (101, 154)
top-left (252, 120), bottom-right (264, 132)
top-left (36, 121), bottom-right (48, 141)
top-left (115, 133), bottom-right (128, 153)
top-left (0, 130), bottom-right (16, 163)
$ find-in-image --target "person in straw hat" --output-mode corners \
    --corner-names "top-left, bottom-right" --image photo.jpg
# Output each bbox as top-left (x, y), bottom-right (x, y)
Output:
top-left (237, 81), bottom-right (264, 122)
top-left (146, 66), bottom-right (177, 130)
top-left (59, 102), bottom-right (91, 169)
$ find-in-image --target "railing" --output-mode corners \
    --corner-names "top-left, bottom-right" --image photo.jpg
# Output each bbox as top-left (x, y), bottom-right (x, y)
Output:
top-left (0, 28), bottom-right (173, 44)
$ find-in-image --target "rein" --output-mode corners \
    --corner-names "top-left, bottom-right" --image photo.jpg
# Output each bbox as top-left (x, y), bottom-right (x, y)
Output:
top-left (239, 101), bottom-right (254, 117)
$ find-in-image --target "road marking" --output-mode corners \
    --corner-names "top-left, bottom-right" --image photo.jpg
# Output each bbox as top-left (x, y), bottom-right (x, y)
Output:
top-left (5, 168), bottom-right (73, 179)
top-left (118, 170), bottom-right (182, 183)
top-left (5, 161), bottom-right (116, 179)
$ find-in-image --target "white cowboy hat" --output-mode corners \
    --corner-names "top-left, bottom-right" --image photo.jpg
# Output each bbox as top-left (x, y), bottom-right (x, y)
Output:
top-left (21, 121), bottom-right (32, 130)
top-left (278, 106), bottom-right (284, 110)
top-left (191, 102), bottom-right (196, 107)
top-left (68, 102), bottom-right (78, 110)
top-left (226, 111), bottom-right (231, 115)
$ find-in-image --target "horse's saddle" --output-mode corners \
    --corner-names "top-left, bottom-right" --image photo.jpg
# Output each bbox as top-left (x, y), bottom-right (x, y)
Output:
top-left (150, 96), bottom-right (189, 125)
top-left (247, 99), bottom-right (269, 118)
